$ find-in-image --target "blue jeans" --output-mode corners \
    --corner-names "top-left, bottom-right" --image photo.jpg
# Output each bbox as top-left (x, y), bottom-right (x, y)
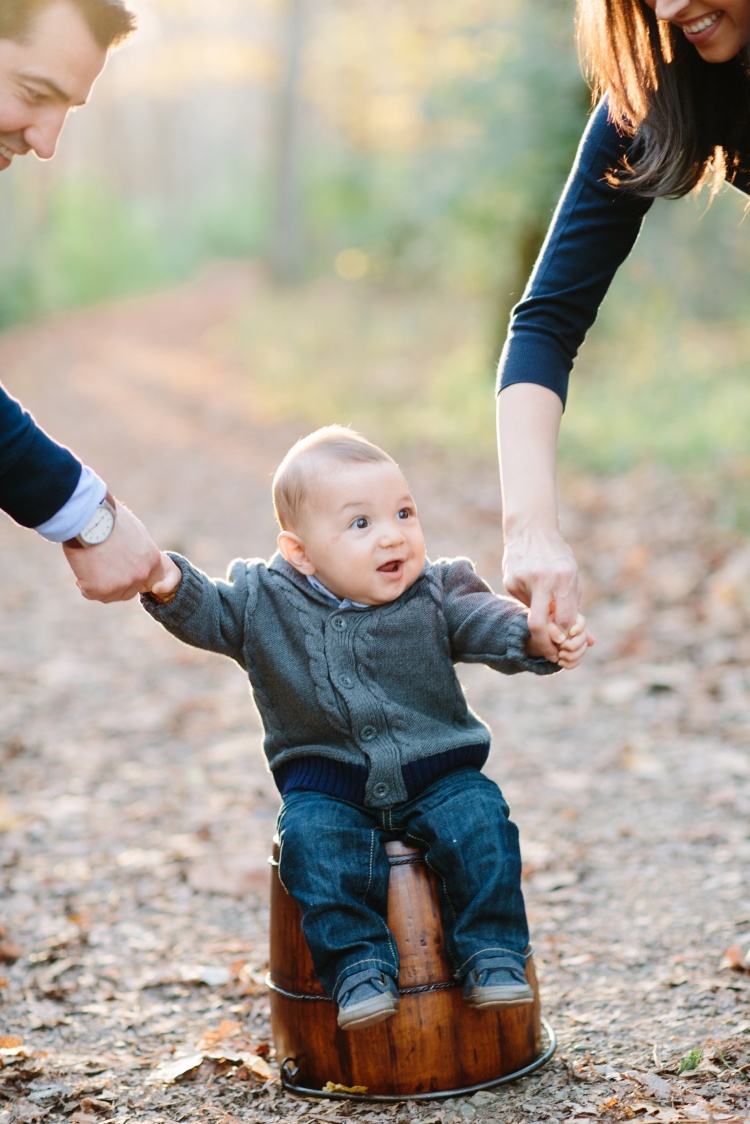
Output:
top-left (276, 767), bottom-right (528, 1001)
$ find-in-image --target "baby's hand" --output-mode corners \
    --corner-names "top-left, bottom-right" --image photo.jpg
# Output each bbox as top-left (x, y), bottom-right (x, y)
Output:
top-left (556, 613), bottom-right (595, 670)
top-left (148, 553), bottom-right (182, 604)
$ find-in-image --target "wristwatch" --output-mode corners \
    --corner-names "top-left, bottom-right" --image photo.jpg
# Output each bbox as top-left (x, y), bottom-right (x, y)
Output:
top-left (64, 492), bottom-right (117, 549)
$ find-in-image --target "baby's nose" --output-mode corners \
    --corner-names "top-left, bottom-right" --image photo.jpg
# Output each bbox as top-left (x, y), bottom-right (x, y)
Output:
top-left (379, 522), bottom-right (405, 544)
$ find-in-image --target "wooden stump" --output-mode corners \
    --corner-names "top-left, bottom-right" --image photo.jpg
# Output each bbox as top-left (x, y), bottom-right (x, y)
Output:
top-left (268, 838), bottom-right (546, 1098)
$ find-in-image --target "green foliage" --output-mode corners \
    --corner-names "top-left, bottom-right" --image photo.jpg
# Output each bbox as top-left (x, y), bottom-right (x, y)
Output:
top-left (677, 1047), bottom-right (704, 1074)
top-left (302, 3), bottom-right (586, 307)
top-left (559, 190), bottom-right (750, 476)
top-left (225, 278), bottom-right (496, 459)
top-left (221, 256), bottom-right (750, 493)
top-left (0, 176), bottom-right (267, 329)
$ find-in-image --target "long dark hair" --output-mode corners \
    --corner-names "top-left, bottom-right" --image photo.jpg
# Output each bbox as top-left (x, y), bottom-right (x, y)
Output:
top-left (576, 0), bottom-right (750, 197)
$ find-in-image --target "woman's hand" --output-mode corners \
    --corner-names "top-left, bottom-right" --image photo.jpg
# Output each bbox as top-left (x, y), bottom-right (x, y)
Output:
top-left (503, 523), bottom-right (581, 660)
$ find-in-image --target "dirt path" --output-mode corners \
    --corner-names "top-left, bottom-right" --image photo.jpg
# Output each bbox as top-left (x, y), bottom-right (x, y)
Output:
top-left (2, 265), bottom-right (750, 1124)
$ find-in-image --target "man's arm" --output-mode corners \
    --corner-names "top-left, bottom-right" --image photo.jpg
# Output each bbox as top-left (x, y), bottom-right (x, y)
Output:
top-left (0, 384), bottom-right (82, 526)
top-left (1, 383), bottom-right (169, 601)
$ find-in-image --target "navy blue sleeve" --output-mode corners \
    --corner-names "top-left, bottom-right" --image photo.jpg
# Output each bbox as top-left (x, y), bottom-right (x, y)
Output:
top-left (497, 99), bottom-right (654, 407)
top-left (0, 383), bottom-right (82, 528)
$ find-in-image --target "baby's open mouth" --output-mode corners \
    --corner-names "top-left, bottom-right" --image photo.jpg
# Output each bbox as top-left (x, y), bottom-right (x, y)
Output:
top-left (378, 560), bottom-right (402, 573)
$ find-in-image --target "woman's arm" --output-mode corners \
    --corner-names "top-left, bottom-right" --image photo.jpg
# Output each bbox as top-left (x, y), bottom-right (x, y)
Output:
top-left (496, 100), bottom-right (653, 655)
top-left (497, 383), bottom-right (579, 659)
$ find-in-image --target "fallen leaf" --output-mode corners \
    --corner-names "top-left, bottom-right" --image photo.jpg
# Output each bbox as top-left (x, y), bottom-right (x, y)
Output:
top-left (200, 1019), bottom-right (243, 1046)
top-left (323, 1081), bottom-right (368, 1094)
top-left (628, 1072), bottom-right (673, 1100)
top-left (78, 1097), bottom-right (113, 1116)
top-left (235, 962), bottom-right (266, 995)
top-left (0, 1038), bottom-right (32, 1059)
top-left (235, 1055), bottom-right (274, 1080)
top-left (719, 945), bottom-right (750, 973)
top-left (0, 940), bottom-right (23, 962)
top-left (677, 1099), bottom-right (746, 1122)
top-left (148, 1053), bottom-right (205, 1084)
top-left (629, 1106), bottom-right (682, 1123)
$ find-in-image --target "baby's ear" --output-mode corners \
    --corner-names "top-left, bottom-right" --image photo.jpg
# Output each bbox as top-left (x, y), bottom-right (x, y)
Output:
top-left (278, 530), bottom-right (316, 575)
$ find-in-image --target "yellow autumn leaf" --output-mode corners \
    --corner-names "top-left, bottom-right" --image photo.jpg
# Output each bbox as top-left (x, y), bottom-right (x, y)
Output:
top-left (323, 1081), bottom-right (368, 1094)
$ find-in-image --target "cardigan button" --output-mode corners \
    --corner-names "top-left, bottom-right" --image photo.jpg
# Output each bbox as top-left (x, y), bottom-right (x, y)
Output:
top-left (361, 725), bottom-right (377, 741)
top-left (372, 782), bottom-right (389, 799)
top-left (332, 616), bottom-right (347, 630)
top-left (341, 676), bottom-right (354, 689)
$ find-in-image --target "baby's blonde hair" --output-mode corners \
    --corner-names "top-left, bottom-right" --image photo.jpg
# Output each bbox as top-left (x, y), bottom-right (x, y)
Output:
top-left (273, 425), bottom-right (395, 532)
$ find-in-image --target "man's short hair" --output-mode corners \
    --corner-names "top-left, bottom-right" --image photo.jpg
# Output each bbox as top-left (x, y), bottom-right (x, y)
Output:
top-left (0, 0), bottom-right (136, 50)
top-left (273, 426), bottom-right (395, 532)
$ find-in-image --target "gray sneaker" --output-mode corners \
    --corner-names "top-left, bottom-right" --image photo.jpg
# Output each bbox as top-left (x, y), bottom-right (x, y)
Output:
top-left (336, 970), bottom-right (400, 1031)
top-left (462, 964), bottom-right (534, 1009)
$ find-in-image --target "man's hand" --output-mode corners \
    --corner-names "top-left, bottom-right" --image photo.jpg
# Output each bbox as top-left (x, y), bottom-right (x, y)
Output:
top-left (63, 502), bottom-right (167, 602)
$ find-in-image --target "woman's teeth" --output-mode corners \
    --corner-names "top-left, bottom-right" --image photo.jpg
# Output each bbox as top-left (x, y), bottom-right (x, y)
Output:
top-left (684, 11), bottom-right (721, 34)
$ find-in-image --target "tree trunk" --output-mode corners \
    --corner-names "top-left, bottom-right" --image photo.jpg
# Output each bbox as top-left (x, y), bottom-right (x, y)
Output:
top-left (269, 0), bottom-right (307, 284)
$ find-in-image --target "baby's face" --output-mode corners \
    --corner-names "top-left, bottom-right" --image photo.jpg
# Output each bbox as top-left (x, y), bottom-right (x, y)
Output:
top-left (297, 460), bottom-right (426, 605)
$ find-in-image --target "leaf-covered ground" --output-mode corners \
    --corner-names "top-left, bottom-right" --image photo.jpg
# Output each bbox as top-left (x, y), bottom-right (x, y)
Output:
top-left (2, 266), bottom-right (750, 1124)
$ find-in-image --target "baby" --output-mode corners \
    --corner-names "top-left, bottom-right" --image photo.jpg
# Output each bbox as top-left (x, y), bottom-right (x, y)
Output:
top-left (144, 426), bottom-right (592, 1031)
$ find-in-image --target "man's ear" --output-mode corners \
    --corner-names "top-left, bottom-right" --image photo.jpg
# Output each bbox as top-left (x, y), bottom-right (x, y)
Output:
top-left (278, 530), bottom-right (316, 575)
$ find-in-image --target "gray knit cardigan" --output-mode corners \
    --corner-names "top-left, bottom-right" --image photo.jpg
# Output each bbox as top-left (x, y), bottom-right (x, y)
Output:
top-left (142, 553), bottom-right (559, 807)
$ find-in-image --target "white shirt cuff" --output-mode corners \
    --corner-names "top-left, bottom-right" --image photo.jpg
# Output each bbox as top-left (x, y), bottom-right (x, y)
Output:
top-left (34, 467), bottom-right (108, 542)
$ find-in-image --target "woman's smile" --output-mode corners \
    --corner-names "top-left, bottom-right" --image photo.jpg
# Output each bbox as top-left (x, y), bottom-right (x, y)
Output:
top-left (645, 0), bottom-right (750, 61)
top-left (682, 8), bottom-right (722, 38)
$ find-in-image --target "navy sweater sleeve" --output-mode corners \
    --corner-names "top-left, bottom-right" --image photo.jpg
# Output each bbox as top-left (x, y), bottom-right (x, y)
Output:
top-left (497, 99), bottom-right (654, 408)
top-left (0, 383), bottom-right (82, 527)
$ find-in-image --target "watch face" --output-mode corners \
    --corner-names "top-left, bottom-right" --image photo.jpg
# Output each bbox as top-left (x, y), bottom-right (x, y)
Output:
top-left (81, 504), bottom-right (115, 545)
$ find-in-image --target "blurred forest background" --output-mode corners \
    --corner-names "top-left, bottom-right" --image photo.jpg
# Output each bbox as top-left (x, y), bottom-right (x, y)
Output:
top-left (1, 0), bottom-right (750, 491)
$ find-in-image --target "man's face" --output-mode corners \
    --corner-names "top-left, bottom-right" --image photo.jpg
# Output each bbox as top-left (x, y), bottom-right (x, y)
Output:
top-left (0, 0), bottom-right (108, 170)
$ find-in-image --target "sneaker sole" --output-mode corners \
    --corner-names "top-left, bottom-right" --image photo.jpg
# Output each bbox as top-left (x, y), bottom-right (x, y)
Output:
top-left (339, 1007), bottom-right (398, 1029)
top-left (338, 999), bottom-right (399, 1032)
top-left (465, 987), bottom-right (535, 1010)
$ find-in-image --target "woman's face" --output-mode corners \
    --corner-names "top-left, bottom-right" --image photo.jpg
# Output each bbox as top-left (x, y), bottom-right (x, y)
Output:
top-left (642, 0), bottom-right (750, 62)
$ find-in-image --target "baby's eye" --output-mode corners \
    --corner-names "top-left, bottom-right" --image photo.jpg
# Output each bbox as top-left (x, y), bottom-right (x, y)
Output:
top-left (353, 517), bottom-right (370, 530)
top-left (397, 508), bottom-right (413, 520)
